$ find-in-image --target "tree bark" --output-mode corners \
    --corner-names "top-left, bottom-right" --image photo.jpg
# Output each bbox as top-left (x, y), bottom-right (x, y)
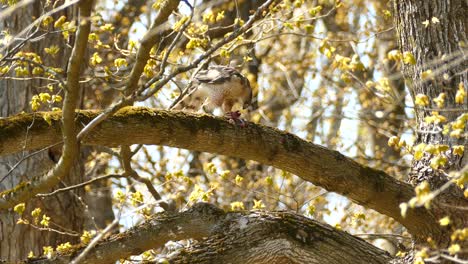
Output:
top-left (24, 203), bottom-right (392, 264)
top-left (0, 2), bottom-right (85, 261)
top-left (395, 0), bottom-right (467, 181)
top-left (394, 0), bottom-right (468, 247)
top-left (0, 108), bottom-right (443, 242)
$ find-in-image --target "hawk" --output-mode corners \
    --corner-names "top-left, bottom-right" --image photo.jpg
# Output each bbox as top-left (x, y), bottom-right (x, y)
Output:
top-left (172, 65), bottom-right (252, 124)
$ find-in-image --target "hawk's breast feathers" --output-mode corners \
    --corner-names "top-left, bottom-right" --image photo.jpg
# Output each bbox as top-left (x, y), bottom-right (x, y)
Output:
top-left (173, 65), bottom-right (252, 113)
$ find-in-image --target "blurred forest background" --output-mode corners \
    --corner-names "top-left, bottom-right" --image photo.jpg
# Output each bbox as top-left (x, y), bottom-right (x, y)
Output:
top-left (0, 0), bottom-right (466, 263)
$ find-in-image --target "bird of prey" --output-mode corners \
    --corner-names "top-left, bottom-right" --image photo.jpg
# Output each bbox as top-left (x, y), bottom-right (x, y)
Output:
top-left (172, 65), bottom-right (252, 125)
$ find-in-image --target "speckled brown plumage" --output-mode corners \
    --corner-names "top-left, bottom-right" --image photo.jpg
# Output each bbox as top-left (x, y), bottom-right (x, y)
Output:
top-left (172, 65), bottom-right (252, 114)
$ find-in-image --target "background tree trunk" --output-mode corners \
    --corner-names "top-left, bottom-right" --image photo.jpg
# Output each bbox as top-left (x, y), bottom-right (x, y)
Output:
top-left (394, 0), bottom-right (468, 249)
top-left (0, 3), bottom-right (85, 260)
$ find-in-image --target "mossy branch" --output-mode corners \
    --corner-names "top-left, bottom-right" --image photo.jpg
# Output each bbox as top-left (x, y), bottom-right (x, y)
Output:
top-left (0, 107), bottom-right (442, 241)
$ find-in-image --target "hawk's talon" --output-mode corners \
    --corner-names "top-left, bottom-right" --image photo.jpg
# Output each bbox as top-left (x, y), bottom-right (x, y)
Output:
top-left (226, 111), bottom-right (247, 127)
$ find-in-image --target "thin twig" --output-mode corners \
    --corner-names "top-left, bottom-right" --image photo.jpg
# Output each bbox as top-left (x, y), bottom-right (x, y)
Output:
top-left (169, 58), bottom-right (210, 109)
top-left (23, 222), bottom-right (80, 237)
top-left (70, 218), bottom-right (119, 264)
top-left (0, 142), bottom-right (63, 184)
top-left (36, 174), bottom-right (125, 197)
top-left (120, 146), bottom-right (171, 211)
top-left (158, 4), bottom-right (194, 74)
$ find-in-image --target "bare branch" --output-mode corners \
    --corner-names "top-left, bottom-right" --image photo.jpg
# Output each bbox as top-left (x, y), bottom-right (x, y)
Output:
top-left (36, 174), bottom-right (125, 197)
top-left (70, 218), bottom-right (119, 264)
top-left (124, 0), bottom-right (181, 95)
top-left (120, 145), bottom-right (171, 211)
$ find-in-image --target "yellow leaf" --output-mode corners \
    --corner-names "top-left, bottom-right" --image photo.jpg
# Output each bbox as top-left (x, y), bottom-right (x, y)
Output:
top-left (415, 181), bottom-right (430, 196)
top-left (14, 203), bottom-right (26, 215)
top-left (455, 82), bottom-right (465, 104)
top-left (31, 207), bottom-right (42, 218)
top-left (403, 51), bottom-right (416, 65)
top-left (388, 136), bottom-right (400, 147)
top-left (421, 70), bottom-right (433, 80)
top-left (382, 10), bottom-right (392, 19)
top-left (220, 170), bottom-right (230, 180)
top-left (32, 67), bottom-right (43, 75)
top-left (432, 93), bottom-right (445, 108)
top-left (422, 20), bottom-right (430, 28)
top-left (99, 23), bottom-right (114, 32)
top-left (40, 214), bottom-right (50, 227)
top-left (439, 216), bottom-right (451, 226)
top-left (41, 16), bottom-right (53, 27)
top-left (54, 16), bottom-right (66, 28)
top-left (415, 248), bottom-right (429, 259)
top-left (42, 246), bottom-right (54, 259)
top-left (90, 52), bottom-right (102, 66)
top-left (43, 113), bottom-right (52, 126)
top-left (253, 199), bottom-right (265, 209)
top-left (448, 244), bottom-right (460, 255)
top-left (172, 16), bottom-right (189, 31)
top-left (235, 175), bottom-right (244, 186)
top-left (234, 18), bottom-right (245, 26)
top-left (309, 6), bottom-right (322, 16)
top-left (430, 155), bottom-right (447, 169)
top-left (56, 242), bottom-right (72, 254)
top-left (387, 50), bottom-right (402, 61)
top-left (44, 45), bottom-right (60, 56)
top-left (230, 201), bottom-right (245, 211)
top-left (415, 94), bottom-right (429, 106)
top-left (452, 145), bottom-right (465, 157)
top-left (414, 150), bottom-right (424, 160)
top-left (215, 11), bottom-right (225, 22)
top-left (80, 230), bottom-right (96, 245)
top-left (424, 112), bottom-right (447, 124)
top-left (204, 162), bottom-right (217, 174)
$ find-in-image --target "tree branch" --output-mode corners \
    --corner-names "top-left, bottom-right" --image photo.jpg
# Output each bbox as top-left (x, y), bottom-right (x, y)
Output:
top-left (120, 145), bottom-right (171, 211)
top-left (0, 0), bottom-right (94, 211)
top-left (0, 107), bottom-right (443, 241)
top-left (25, 203), bottom-right (392, 264)
top-left (124, 0), bottom-right (181, 95)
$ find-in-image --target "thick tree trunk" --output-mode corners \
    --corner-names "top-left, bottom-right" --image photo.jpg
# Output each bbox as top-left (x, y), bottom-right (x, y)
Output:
top-left (0, 2), bottom-right (85, 261)
top-left (395, 0), bottom-right (467, 182)
top-left (394, 0), bottom-right (468, 250)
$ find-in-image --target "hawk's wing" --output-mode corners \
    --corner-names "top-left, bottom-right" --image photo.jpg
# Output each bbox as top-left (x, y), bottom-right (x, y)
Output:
top-left (195, 66), bottom-right (239, 84)
top-left (170, 80), bottom-right (207, 111)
